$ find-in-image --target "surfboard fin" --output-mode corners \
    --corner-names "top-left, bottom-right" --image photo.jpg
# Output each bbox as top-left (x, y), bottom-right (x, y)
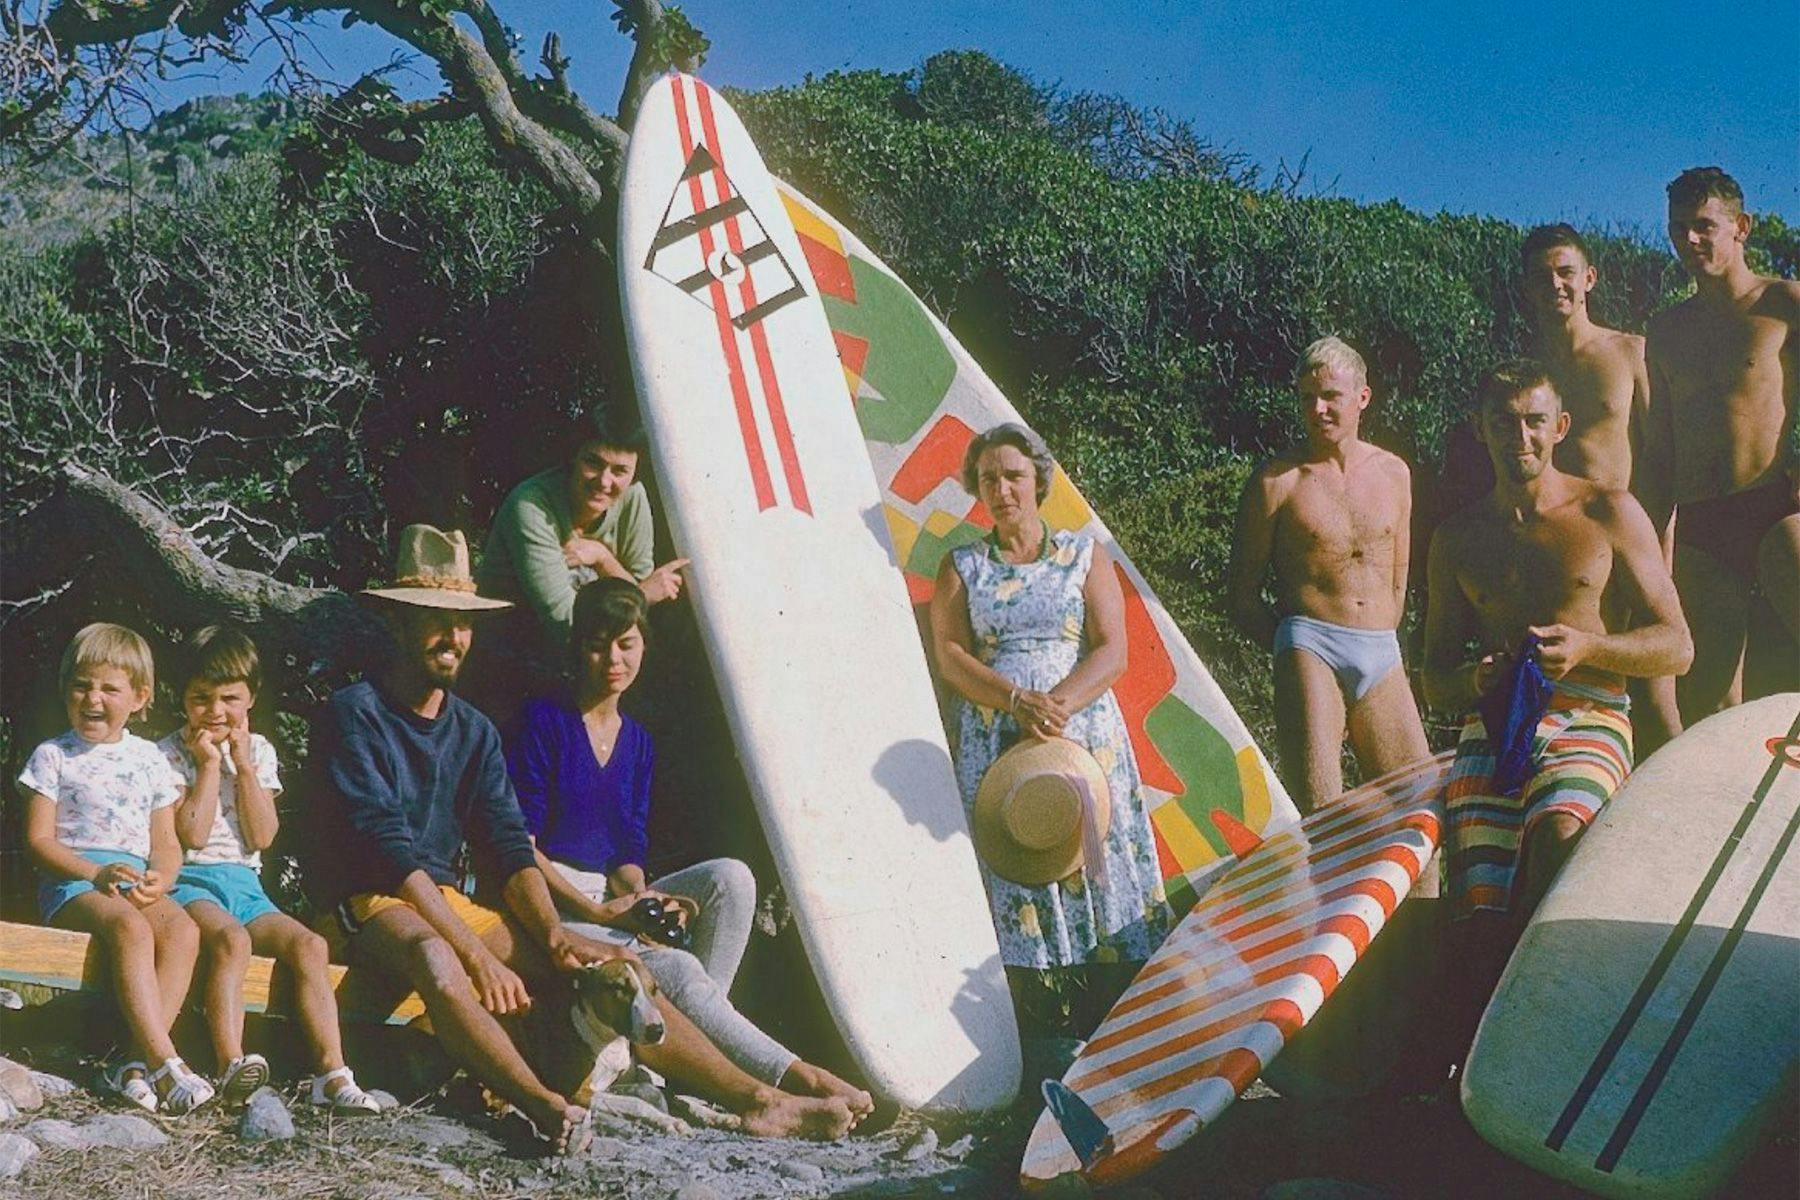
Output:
top-left (1042, 1078), bottom-right (1113, 1169)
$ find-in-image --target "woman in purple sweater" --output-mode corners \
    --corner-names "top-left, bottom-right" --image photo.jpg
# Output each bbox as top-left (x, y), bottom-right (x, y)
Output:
top-left (506, 579), bottom-right (871, 1119)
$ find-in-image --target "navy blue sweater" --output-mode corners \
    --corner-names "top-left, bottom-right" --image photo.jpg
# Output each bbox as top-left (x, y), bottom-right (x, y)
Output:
top-left (303, 680), bottom-right (538, 912)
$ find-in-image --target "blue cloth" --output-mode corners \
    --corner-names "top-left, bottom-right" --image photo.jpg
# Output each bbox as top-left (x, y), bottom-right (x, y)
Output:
top-left (505, 694), bottom-right (653, 875)
top-left (1476, 635), bottom-right (1554, 797)
top-left (38, 850), bottom-right (207, 921)
top-left (301, 680), bottom-right (538, 912)
top-left (174, 861), bottom-right (281, 926)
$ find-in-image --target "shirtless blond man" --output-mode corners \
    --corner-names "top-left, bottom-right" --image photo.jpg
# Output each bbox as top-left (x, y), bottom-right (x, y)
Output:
top-left (1424, 363), bottom-right (1690, 1026)
top-left (1230, 336), bottom-right (1429, 813)
top-left (1643, 167), bottom-right (1800, 723)
top-left (1520, 223), bottom-right (1682, 753)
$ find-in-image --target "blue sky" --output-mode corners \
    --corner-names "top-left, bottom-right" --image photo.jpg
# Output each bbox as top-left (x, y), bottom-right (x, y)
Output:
top-left (190, 0), bottom-right (1797, 233)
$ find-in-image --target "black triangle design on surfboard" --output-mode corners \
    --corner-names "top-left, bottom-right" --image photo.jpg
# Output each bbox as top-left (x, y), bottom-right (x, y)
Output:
top-left (681, 143), bottom-right (719, 179)
top-left (644, 147), bottom-right (808, 330)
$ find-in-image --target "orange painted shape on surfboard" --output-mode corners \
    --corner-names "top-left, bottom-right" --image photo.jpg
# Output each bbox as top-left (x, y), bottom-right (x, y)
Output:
top-left (1210, 808), bottom-right (1262, 857)
top-left (834, 330), bottom-right (870, 396)
top-left (891, 414), bottom-right (977, 505)
top-left (1109, 564), bottom-right (1182, 794)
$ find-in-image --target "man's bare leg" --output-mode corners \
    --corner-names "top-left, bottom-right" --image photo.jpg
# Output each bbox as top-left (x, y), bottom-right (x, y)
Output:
top-left (1346, 667), bottom-right (1431, 778)
top-left (1745, 514), bottom-right (1800, 700)
top-left (352, 907), bottom-right (582, 1147)
top-left (1630, 676), bottom-right (1683, 761)
top-left (1514, 812), bottom-right (1586, 935)
top-left (187, 901), bottom-right (251, 1065)
top-left (478, 919), bottom-right (854, 1140)
top-left (1673, 546), bottom-right (1748, 722)
top-left (1275, 649), bottom-right (1348, 813)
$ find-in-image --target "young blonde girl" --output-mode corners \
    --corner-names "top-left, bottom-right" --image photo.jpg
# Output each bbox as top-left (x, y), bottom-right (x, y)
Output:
top-left (20, 623), bottom-right (214, 1113)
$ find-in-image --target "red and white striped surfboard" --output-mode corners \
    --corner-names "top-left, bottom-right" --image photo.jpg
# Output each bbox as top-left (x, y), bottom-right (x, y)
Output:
top-left (617, 74), bottom-right (1020, 1113)
top-left (1020, 750), bottom-right (1454, 1190)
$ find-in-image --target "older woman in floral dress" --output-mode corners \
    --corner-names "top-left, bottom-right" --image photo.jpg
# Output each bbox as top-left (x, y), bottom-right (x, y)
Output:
top-left (928, 423), bottom-right (1171, 1030)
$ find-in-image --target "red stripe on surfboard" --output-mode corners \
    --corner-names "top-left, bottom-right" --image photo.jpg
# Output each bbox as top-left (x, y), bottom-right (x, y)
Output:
top-left (1085, 909), bottom-right (1377, 1057)
top-left (669, 78), bottom-right (776, 511)
top-left (693, 80), bottom-right (812, 514)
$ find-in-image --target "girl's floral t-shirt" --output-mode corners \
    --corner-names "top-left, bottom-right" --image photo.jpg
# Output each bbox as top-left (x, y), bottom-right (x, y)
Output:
top-left (18, 730), bottom-right (184, 859)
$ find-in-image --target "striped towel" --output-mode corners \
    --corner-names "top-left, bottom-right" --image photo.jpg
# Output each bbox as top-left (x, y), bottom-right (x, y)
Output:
top-left (1446, 668), bottom-right (1632, 918)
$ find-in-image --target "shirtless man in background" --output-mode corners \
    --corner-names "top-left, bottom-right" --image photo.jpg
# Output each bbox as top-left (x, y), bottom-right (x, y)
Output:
top-left (1520, 223), bottom-right (1682, 753)
top-left (1424, 362), bottom-right (1690, 1026)
top-left (1230, 336), bottom-right (1430, 813)
top-left (1644, 167), bottom-right (1800, 722)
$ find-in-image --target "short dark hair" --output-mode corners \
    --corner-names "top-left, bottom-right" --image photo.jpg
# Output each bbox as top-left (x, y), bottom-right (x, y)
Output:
top-left (1476, 359), bottom-right (1559, 415)
top-left (1521, 223), bottom-right (1590, 268)
top-left (586, 404), bottom-right (648, 456)
top-left (570, 577), bottom-right (650, 664)
top-left (960, 422), bottom-right (1055, 503)
top-left (1667, 166), bottom-right (1744, 213)
top-left (180, 624), bottom-right (262, 696)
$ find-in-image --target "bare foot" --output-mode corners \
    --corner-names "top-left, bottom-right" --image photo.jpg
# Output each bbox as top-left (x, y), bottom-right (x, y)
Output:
top-left (737, 1086), bottom-right (854, 1140)
top-left (524, 1095), bottom-right (593, 1157)
top-left (780, 1061), bottom-right (874, 1124)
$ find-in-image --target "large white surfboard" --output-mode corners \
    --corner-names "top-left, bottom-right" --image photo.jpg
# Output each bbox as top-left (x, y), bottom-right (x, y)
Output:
top-left (617, 73), bottom-right (1021, 1113)
top-left (1463, 694), bottom-right (1800, 1199)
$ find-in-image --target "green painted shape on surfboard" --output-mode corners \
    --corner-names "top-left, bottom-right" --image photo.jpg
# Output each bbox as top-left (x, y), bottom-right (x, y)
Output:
top-left (822, 257), bottom-right (957, 447)
top-left (1145, 694), bottom-right (1242, 860)
top-left (903, 517), bottom-right (990, 580)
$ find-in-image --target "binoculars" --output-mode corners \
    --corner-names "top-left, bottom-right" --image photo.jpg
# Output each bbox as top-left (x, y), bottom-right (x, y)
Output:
top-left (627, 895), bottom-right (691, 950)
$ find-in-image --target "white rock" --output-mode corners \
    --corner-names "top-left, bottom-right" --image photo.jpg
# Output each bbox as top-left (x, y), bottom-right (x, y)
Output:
top-left (79, 1113), bottom-right (168, 1149)
top-left (898, 1126), bottom-right (938, 1161)
top-left (941, 1133), bottom-right (976, 1160)
top-left (239, 1087), bottom-right (296, 1143)
top-left (0, 1094), bottom-right (17, 1124)
top-left (776, 1159), bottom-right (825, 1184)
top-left (0, 1132), bottom-right (37, 1178)
top-left (27, 1072), bottom-right (75, 1099)
top-left (0, 1059), bottom-right (43, 1112)
top-left (666, 1183), bottom-right (725, 1200)
top-left (22, 1119), bottom-right (85, 1151)
top-left (367, 1088), bottom-right (401, 1112)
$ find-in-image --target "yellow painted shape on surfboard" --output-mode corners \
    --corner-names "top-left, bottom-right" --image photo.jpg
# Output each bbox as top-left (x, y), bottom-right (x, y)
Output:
top-left (1150, 801), bottom-right (1222, 874)
top-left (923, 508), bottom-right (965, 538)
top-left (883, 505), bottom-right (922, 570)
top-left (783, 195), bottom-right (845, 257)
top-left (1236, 745), bottom-right (1272, 834)
top-left (1040, 468), bottom-right (1094, 531)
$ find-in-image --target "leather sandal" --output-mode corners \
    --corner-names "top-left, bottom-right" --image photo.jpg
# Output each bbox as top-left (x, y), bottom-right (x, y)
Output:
top-left (104, 1060), bottom-right (157, 1113)
top-left (219, 1053), bottom-right (269, 1107)
top-left (307, 1065), bottom-right (381, 1113)
top-left (148, 1056), bottom-right (214, 1115)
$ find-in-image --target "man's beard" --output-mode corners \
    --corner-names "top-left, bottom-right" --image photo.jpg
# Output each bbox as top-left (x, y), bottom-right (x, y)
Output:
top-left (422, 651), bottom-right (464, 689)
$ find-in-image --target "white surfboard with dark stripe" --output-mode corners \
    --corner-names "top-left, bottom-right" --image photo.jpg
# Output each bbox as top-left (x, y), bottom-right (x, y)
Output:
top-left (1463, 694), bottom-right (1800, 1199)
top-left (618, 73), bottom-right (1021, 1113)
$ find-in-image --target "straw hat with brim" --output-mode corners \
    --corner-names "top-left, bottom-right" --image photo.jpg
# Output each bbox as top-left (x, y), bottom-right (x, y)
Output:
top-left (361, 525), bottom-right (514, 611)
top-left (972, 738), bottom-right (1113, 887)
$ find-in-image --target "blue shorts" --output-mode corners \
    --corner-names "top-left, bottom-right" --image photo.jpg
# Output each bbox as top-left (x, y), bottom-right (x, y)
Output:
top-left (173, 861), bottom-right (281, 927)
top-left (38, 849), bottom-right (210, 922)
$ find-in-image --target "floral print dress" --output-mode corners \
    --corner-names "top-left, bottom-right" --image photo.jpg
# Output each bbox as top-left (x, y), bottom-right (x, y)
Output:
top-left (951, 527), bottom-right (1171, 969)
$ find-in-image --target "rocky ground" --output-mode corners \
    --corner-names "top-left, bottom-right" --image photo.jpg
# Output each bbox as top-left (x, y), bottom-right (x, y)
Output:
top-left (0, 1038), bottom-right (1792, 1200)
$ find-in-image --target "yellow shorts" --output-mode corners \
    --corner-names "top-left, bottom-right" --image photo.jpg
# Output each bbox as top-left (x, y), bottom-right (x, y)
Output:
top-left (316, 885), bottom-right (506, 962)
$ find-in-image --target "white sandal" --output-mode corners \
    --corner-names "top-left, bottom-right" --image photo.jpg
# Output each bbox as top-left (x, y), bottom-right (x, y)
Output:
top-left (219, 1053), bottom-right (269, 1107)
top-left (104, 1060), bottom-right (157, 1113)
top-left (307, 1065), bottom-right (381, 1113)
top-left (148, 1056), bottom-right (214, 1115)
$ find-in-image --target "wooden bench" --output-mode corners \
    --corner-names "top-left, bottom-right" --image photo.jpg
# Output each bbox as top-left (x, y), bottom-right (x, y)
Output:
top-left (0, 920), bottom-right (427, 1026)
